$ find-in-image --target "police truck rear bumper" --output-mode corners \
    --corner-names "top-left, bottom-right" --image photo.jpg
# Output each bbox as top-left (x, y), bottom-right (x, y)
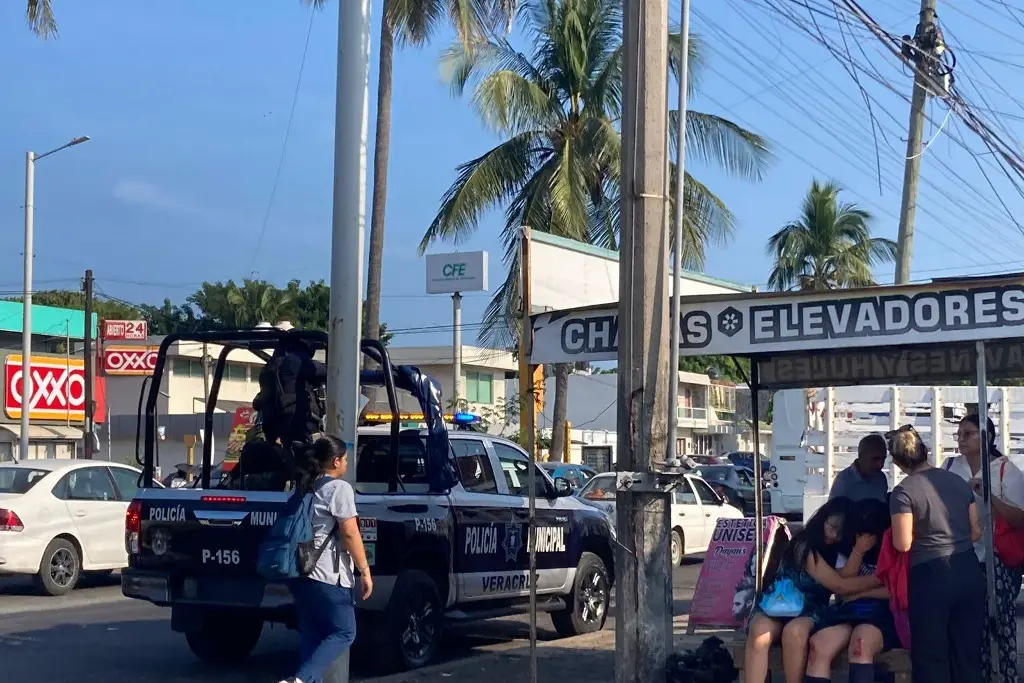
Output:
top-left (121, 568), bottom-right (293, 609)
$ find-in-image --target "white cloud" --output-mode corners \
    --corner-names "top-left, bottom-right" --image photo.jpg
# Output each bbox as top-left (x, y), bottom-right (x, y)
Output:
top-left (112, 179), bottom-right (201, 214)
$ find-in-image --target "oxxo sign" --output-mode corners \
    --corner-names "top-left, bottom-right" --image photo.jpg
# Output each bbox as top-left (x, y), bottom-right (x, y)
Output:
top-left (4, 355), bottom-right (86, 422)
top-left (103, 346), bottom-right (159, 376)
top-left (425, 251), bottom-right (489, 294)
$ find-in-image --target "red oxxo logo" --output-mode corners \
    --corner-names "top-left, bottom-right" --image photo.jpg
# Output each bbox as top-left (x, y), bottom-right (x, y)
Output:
top-left (103, 347), bottom-right (158, 376)
top-left (4, 355), bottom-right (86, 421)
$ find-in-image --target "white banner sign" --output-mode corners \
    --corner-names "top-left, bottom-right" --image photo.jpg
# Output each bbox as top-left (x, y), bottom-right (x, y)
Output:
top-left (529, 280), bottom-right (1024, 364)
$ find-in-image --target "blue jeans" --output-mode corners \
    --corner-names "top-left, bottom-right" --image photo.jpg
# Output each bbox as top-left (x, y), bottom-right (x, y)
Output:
top-left (290, 578), bottom-right (357, 683)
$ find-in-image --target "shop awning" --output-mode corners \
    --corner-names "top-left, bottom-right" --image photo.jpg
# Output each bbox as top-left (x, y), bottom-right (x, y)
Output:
top-left (0, 425), bottom-right (84, 440)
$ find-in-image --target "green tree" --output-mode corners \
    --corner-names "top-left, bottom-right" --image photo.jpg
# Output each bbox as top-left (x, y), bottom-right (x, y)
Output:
top-left (766, 179), bottom-right (897, 292)
top-left (305, 0), bottom-right (517, 352)
top-left (419, 0), bottom-right (769, 454)
top-left (25, 0), bottom-right (56, 37)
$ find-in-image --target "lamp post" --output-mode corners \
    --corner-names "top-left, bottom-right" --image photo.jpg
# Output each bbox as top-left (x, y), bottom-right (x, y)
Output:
top-left (21, 136), bottom-right (90, 461)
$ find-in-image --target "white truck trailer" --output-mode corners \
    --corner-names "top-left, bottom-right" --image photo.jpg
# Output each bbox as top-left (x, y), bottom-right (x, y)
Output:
top-left (770, 384), bottom-right (1024, 520)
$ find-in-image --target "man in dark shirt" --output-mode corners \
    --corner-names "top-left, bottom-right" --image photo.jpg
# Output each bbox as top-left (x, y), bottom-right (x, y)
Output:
top-left (828, 433), bottom-right (889, 502)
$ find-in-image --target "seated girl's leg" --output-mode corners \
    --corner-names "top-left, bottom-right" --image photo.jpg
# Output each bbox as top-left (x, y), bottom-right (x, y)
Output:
top-left (805, 625), bottom-right (853, 681)
top-left (745, 613), bottom-right (783, 683)
top-left (780, 617), bottom-right (814, 683)
top-left (846, 624), bottom-right (884, 683)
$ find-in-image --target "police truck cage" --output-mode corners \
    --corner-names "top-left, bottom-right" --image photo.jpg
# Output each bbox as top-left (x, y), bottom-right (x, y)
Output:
top-left (527, 272), bottom-right (1024, 660)
top-left (135, 329), bottom-right (456, 492)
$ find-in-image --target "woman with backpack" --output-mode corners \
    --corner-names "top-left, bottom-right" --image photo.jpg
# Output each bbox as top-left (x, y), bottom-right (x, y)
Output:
top-left (280, 436), bottom-right (373, 683)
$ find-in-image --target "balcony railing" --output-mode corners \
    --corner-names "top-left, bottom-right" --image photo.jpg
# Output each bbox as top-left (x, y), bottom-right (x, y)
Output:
top-left (677, 406), bottom-right (708, 421)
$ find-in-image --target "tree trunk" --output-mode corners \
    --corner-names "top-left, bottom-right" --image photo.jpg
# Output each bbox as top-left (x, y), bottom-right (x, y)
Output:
top-left (549, 363), bottom-right (570, 462)
top-left (364, 12), bottom-right (394, 348)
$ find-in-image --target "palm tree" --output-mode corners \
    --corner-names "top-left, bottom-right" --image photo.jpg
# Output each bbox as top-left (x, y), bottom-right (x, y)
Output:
top-left (25, 0), bottom-right (56, 37)
top-left (418, 0), bottom-right (769, 450)
top-left (227, 279), bottom-right (297, 327)
top-left (766, 179), bottom-right (897, 291)
top-left (305, 0), bottom-right (517, 347)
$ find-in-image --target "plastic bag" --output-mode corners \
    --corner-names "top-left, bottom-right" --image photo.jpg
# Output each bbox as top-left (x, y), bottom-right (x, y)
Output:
top-left (759, 577), bottom-right (805, 618)
top-left (665, 636), bottom-right (738, 683)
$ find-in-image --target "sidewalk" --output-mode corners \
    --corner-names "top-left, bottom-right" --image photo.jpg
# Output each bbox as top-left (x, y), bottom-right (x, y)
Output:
top-left (370, 612), bottom-right (1024, 683)
top-left (368, 616), bottom-right (730, 683)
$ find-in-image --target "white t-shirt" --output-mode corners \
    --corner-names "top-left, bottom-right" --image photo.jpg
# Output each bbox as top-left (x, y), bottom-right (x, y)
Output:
top-left (309, 476), bottom-right (358, 587)
top-left (944, 454), bottom-right (1024, 561)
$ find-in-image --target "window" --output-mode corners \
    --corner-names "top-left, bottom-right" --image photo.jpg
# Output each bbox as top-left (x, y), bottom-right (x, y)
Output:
top-left (736, 469), bottom-right (753, 487)
top-left (0, 467), bottom-right (48, 494)
top-left (561, 467), bottom-right (583, 488)
top-left (674, 482), bottom-right (698, 505)
top-left (493, 442), bottom-right (544, 496)
top-left (60, 467), bottom-right (118, 502)
top-left (580, 475), bottom-right (616, 501)
top-left (451, 439), bottom-right (498, 494)
top-left (174, 358), bottom-right (204, 378)
top-left (226, 363), bottom-right (247, 382)
top-left (691, 477), bottom-right (722, 505)
top-left (466, 371), bottom-right (493, 404)
top-left (109, 467), bottom-right (140, 501)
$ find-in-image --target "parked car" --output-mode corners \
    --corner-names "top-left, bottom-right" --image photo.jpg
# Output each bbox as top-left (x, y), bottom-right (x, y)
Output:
top-left (690, 464), bottom-right (770, 516)
top-left (688, 455), bottom-right (730, 465)
top-left (723, 451), bottom-right (770, 471)
top-left (0, 459), bottom-right (162, 595)
top-left (539, 462), bottom-right (597, 490)
top-left (576, 471), bottom-right (744, 566)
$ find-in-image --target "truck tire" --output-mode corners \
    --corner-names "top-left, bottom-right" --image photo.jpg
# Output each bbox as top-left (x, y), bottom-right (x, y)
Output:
top-left (185, 610), bottom-right (263, 664)
top-left (381, 569), bottom-right (443, 672)
top-left (34, 537), bottom-right (81, 596)
top-left (551, 551), bottom-right (610, 637)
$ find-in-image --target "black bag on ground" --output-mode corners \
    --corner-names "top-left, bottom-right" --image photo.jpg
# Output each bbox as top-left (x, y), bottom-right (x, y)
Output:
top-left (665, 636), bottom-right (737, 683)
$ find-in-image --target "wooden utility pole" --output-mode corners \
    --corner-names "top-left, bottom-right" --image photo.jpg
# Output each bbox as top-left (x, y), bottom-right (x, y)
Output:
top-left (616, 0), bottom-right (673, 680)
top-left (82, 269), bottom-right (95, 459)
top-left (894, 0), bottom-right (938, 284)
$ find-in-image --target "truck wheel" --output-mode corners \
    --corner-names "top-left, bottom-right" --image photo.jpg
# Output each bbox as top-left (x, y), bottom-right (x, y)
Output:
top-left (34, 538), bottom-right (81, 596)
top-left (185, 611), bottom-right (263, 664)
top-left (551, 551), bottom-right (610, 637)
top-left (670, 529), bottom-right (684, 567)
top-left (381, 569), bottom-right (443, 671)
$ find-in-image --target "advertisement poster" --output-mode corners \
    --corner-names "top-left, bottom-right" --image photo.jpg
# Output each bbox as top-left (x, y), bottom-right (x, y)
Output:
top-left (221, 406), bottom-right (256, 472)
top-left (687, 516), bottom-right (790, 631)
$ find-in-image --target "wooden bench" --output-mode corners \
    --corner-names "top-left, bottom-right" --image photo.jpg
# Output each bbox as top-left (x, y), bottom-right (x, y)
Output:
top-left (728, 634), bottom-right (911, 683)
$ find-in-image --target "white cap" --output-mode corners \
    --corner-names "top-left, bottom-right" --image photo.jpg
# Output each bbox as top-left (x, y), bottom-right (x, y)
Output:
top-left (275, 321), bottom-right (295, 331)
top-left (255, 322), bottom-right (273, 329)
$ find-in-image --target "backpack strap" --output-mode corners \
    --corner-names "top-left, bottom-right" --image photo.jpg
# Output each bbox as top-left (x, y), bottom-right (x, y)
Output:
top-left (943, 457), bottom-right (955, 471)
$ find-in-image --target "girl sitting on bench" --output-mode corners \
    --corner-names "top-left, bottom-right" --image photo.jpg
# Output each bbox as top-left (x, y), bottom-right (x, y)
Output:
top-left (745, 497), bottom-right (883, 683)
top-left (803, 498), bottom-right (896, 683)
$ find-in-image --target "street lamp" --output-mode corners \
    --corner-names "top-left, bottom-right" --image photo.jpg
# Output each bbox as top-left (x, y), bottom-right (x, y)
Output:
top-left (21, 136), bottom-right (91, 461)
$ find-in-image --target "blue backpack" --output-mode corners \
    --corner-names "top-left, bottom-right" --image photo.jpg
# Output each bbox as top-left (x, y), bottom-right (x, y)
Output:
top-left (257, 484), bottom-right (336, 580)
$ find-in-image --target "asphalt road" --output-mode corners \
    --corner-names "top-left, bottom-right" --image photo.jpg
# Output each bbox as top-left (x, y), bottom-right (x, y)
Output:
top-left (0, 560), bottom-right (704, 683)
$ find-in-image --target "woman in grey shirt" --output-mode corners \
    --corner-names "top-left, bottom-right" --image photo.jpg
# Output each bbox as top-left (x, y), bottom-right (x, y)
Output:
top-left (888, 425), bottom-right (983, 683)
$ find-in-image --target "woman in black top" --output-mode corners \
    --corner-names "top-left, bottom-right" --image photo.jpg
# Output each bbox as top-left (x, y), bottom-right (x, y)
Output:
top-left (888, 425), bottom-right (984, 683)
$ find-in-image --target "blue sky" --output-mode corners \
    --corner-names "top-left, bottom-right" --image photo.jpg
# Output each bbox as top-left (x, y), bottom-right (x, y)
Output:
top-left (1, 0), bottom-right (1020, 348)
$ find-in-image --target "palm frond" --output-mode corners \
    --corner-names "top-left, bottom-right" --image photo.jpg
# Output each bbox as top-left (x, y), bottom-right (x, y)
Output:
top-left (669, 110), bottom-right (772, 182)
top-left (26, 0), bottom-right (57, 38)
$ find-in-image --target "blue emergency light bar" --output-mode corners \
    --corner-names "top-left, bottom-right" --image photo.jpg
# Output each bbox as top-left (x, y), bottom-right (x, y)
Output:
top-left (452, 412), bottom-right (480, 425)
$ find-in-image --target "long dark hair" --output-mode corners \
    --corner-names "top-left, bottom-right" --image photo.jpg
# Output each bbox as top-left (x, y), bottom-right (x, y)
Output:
top-left (962, 414), bottom-right (1004, 459)
top-left (840, 498), bottom-right (891, 565)
top-left (294, 435), bottom-right (347, 495)
top-left (782, 496), bottom-right (851, 571)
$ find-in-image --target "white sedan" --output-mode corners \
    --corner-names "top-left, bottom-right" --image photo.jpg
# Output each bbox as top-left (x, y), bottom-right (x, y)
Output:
top-left (0, 459), bottom-right (159, 595)
top-left (577, 472), bottom-right (744, 566)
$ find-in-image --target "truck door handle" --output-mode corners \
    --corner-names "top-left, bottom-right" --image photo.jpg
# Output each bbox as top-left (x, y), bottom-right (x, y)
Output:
top-left (75, 510), bottom-right (86, 518)
top-left (704, 513), bottom-right (711, 517)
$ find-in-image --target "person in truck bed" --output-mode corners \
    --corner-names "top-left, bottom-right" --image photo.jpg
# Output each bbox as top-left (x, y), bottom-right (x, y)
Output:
top-left (281, 436), bottom-right (373, 683)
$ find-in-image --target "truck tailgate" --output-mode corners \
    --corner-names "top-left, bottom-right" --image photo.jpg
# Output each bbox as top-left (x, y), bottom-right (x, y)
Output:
top-left (129, 488), bottom-right (289, 578)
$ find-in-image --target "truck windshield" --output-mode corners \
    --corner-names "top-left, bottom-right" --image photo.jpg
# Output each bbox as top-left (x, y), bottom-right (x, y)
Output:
top-left (0, 467), bottom-right (49, 494)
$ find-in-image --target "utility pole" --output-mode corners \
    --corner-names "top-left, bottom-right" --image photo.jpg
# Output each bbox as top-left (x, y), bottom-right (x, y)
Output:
top-left (667, 0), bottom-right (692, 464)
top-left (324, 0), bottom-right (372, 681)
top-left (616, 0), bottom-right (673, 682)
top-left (452, 292), bottom-right (462, 402)
top-left (894, 0), bottom-right (938, 285)
top-left (83, 269), bottom-right (95, 459)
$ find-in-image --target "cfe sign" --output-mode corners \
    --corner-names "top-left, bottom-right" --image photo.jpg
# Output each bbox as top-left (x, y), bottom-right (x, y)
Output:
top-left (103, 346), bottom-right (159, 376)
top-left (425, 251), bottom-right (488, 294)
top-left (4, 355), bottom-right (86, 422)
top-left (103, 320), bottom-right (148, 341)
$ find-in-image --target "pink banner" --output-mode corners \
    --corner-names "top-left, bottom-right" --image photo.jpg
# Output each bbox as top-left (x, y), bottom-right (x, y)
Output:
top-left (688, 516), bottom-right (790, 630)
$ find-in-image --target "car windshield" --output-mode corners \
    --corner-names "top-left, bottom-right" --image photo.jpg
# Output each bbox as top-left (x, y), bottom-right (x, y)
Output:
top-left (0, 467), bottom-right (49, 494)
top-left (693, 466), bottom-right (731, 483)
